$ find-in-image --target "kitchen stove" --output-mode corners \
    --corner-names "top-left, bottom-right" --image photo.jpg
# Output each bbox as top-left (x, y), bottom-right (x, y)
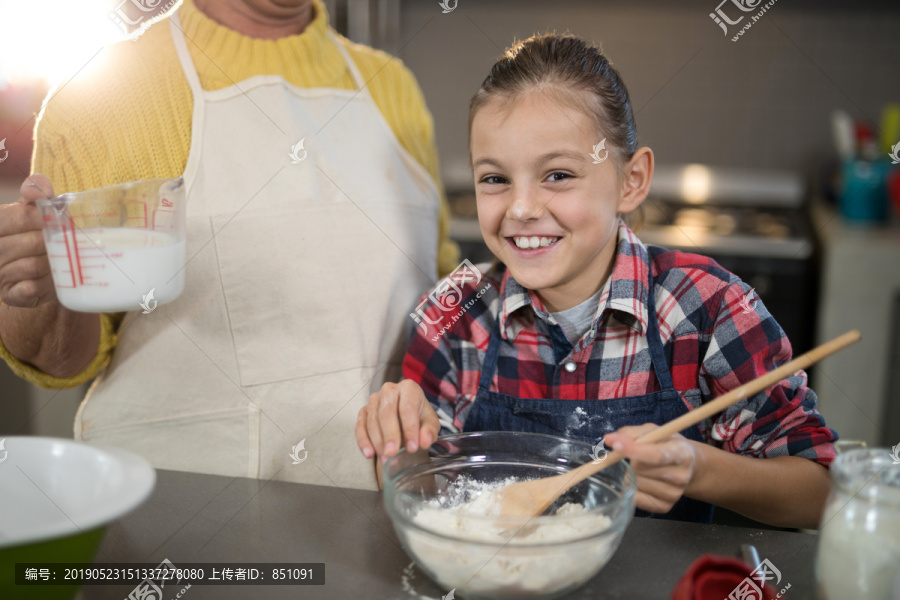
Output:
top-left (639, 164), bottom-right (818, 355)
top-left (446, 163), bottom-right (819, 355)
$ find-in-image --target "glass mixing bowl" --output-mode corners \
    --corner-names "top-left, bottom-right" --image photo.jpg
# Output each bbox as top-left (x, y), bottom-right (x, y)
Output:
top-left (383, 431), bottom-right (636, 600)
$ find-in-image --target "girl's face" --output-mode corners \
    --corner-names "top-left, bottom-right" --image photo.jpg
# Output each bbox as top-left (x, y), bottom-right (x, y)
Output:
top-left (471, 90), bottom-right (650, 312)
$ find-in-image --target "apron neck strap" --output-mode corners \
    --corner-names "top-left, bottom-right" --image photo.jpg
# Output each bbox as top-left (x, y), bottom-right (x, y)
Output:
top-left (477, 266), bottom-right (677, 394)
top-left (642, 268), bottom-right (676, 390)
top-left (167, 12), bottom-right (367, 95)
top-left (477, 317), bottom-right (505, 393)
top-left (168, 12), bottom-right (205, 98)
top-left (326, 30), bottom-right (368, 91)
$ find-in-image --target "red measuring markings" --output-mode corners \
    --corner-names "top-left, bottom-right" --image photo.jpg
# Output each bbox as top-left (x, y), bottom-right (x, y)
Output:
top-left (151, 208), bottom-right (175, 230)
top-left (153, 199), bottom-right (175, 230)
top-left (69, 217), bottom-right (85, 286)
top-left (48, 251), bottom-right (76, 289)
top-left (60, 223), bottom-right (79, 288)
top-left (58, 227), bottom-right (121, 288)
top-left (124, 200), bottom-right (148, 228)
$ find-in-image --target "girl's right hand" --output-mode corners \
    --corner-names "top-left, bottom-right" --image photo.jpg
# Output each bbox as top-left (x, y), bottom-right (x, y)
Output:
top-left (355, 379), bottom-right (440, 463)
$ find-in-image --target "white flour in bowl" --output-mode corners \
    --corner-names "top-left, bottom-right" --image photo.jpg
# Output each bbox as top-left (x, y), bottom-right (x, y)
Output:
top-left (403, 477), bottom-right (621, 597)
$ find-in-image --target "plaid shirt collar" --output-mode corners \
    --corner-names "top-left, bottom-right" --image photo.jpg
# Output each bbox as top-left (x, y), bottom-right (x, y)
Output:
top-left (497, 219), bottom-right (652, 341)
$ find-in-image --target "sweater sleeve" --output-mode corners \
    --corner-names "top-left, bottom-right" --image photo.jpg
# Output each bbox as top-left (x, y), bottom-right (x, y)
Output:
top-left (0, 31), bottom-right (180, 388)
top-left (0, 310), bottom-right (122, 389)
top-left (2, 102), bottom-right (122, 388)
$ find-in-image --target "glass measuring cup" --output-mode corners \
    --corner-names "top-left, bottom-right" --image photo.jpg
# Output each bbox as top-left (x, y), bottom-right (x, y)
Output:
top-left (37, 177), bottom-right (186, 313)
top-left (815, 448), bottom-right (900, 599)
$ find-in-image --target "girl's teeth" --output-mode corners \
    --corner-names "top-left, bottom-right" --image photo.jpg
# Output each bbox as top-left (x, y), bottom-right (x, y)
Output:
top-left (514, 236), bottom-right (559, 249)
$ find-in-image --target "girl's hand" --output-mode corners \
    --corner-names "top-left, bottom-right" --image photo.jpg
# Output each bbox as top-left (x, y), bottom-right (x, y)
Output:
top-left (355, 379), bottom-right (440, 463)
top-left (603, 423), bottom-right (699, 514)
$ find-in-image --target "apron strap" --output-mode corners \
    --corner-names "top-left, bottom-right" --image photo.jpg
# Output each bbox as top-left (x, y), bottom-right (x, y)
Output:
top-left (168, 12), bottom-right (205, 98)
top-left (326, 30), bottom-right (368, 92)
top-left (167, 10), bottom-right (205, 197)
top-left (643, 268), bottom-right (676, 391)
top-left (477, 317), bottom-right (504, 394)
top-left (478, 265), bottom-right (677, 395)
top-left (167, 14), bottom-right (361, 96)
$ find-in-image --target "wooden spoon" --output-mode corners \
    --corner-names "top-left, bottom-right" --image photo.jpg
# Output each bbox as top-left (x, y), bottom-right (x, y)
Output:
top-left (494, 329), bottom-right (862, 519)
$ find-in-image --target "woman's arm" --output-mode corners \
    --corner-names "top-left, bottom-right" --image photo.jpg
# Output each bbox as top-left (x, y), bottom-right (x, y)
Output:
top-left (0, 177), bottom-right (102, 383)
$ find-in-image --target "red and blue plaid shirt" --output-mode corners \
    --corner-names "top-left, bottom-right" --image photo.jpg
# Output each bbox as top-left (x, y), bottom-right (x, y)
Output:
top-left (403, 220), bottom-right (837, 465)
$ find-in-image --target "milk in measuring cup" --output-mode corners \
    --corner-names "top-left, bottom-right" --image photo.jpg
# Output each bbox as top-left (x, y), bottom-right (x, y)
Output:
top-left (46, 228), bottom-right (185, 312)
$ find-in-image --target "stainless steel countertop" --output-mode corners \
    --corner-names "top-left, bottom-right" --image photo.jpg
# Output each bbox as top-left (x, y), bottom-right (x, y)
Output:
top-left (72, 469), bottom-right (820, 599)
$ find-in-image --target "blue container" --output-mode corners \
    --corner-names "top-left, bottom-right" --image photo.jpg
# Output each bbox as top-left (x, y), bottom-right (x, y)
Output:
top-left (839, 159), bottom-right (895, 222)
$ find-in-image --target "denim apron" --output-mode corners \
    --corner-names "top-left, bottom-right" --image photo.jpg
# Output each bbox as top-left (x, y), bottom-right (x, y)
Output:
top-left (463, 270), bottom-right (715, 523)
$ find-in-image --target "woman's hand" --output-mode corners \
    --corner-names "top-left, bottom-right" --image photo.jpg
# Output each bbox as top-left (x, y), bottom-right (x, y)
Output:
top-left (603, 423), bottom-right (700, 514)
top-left (0, 175), bottom-right (57, 308)
top-left (355, 379), bottom-right (440, 463)
top-left (0, 174), bottom-right (102, 378)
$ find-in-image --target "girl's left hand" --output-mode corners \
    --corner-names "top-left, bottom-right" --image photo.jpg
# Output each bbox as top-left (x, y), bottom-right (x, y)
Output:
top-left (603, 424), bottom-right (699, 514)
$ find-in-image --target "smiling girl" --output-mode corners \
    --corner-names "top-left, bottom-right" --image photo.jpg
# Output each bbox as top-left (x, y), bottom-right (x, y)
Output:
top-left (356, 34), bottom-right (836, 527)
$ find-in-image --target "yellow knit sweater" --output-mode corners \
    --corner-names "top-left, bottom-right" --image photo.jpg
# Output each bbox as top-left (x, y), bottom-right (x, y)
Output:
top-left (1, 0), bottom-right (458, 389)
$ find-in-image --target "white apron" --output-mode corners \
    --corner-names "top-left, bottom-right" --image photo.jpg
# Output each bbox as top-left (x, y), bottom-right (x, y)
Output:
top-left (73, 12), bottom-right (439, 490)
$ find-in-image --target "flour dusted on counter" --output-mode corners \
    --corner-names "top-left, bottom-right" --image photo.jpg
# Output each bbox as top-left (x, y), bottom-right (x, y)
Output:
top-left (406, 477), bottom-right (618, 596)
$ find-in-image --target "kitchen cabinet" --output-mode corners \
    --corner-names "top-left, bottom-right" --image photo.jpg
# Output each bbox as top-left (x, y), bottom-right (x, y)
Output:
top-left (811, 198), bottom-right (900, 447)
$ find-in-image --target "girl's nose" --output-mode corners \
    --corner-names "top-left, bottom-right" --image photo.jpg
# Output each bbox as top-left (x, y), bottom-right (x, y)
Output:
top-left (507, 185), bottom-right (544, 221)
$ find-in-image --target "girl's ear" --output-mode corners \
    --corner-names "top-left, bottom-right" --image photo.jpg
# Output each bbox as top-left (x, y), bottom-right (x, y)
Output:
top-left (617, 147), bottom-right (654, 213)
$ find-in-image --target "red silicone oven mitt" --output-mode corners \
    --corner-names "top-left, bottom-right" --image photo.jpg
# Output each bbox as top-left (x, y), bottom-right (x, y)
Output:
top-left (671, 554), bottom-right (778, 600)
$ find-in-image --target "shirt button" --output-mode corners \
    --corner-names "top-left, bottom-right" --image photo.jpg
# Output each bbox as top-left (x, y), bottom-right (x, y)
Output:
top-left (564, 361), bottom-right (577, 373)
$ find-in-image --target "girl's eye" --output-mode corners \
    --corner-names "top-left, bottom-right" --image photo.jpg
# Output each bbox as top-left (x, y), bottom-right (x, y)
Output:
top-left (479, 175), bottom-right (509, 185)
top-left (547, 171), bottom-right (573, 182)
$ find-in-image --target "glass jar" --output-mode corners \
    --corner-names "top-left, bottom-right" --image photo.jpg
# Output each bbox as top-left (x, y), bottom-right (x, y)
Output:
top-left (816, 448), bottom-right (900, 599)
